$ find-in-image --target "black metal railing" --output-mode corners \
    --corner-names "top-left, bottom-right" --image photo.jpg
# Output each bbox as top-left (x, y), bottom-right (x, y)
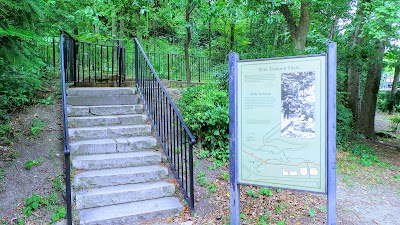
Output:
top-left (59, 32), bottom-right (73, 225)
top-left (145, 52), bottom-right (224, 82)
top-left (61, 37), bottom-right (128, 87)
top-left (134, 38), bottom-right (197, 212)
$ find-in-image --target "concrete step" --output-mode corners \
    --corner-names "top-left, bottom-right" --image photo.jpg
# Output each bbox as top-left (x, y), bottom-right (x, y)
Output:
top-left (73, 151), bottom-right (161, 170)
top-left (67, 87), bottom-right (136, 96)
top-left (75, 181), bottom-right (175, 209)
top-left (67, 95), bottom-right (139, 106)
top-left (68, 125), bottom-right (152, 141)
top-left (74, 165), bottom-right (168, 190)
top-left (67, 88), bottom-right (139, 106)
top-left (67, 105), bottom-right (144, 117)
top-left (68, 115), bottom-right (147, 128)
top-left (78, 197), bottom-right (182, 225)
top-left (70, 136), bottom-right (158, 155)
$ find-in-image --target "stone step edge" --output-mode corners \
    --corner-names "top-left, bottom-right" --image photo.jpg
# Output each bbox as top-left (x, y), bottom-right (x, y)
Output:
top-left (77, 197), bottom-right (182, 225)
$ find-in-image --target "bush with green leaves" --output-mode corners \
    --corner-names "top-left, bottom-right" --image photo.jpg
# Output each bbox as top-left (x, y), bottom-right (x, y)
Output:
top-left (336, 93), bottom-right (354, 147)
top-left (179, 82), bottom-right (229, 163)
top-left (377, 91), bottom-right (400, 113)
top-left (390, 115), bottom-right (400, 132)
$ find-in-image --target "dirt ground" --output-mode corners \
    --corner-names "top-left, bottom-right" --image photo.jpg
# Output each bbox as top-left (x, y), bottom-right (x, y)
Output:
top-left (0, 86), bottom-right (399, 225)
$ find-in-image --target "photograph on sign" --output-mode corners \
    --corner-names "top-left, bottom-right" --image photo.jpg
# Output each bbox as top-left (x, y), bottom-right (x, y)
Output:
top-left (237, 55), bottom-right (327, 193)
top-left (281, 71), bottom-right (316, 138)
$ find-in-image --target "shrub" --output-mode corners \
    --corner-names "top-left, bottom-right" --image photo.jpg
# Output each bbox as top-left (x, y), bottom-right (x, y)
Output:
top-left (377, 91), bottom-right (400, 113)
top-left (336, 92), bottom-right (354, 147)
top-left (179, 82), bottom-right (229, 163)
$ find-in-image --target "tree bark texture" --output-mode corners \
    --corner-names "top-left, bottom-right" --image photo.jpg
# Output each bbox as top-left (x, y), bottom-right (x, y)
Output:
top-left (356, 40), bottom-right (385, 139)
top-left (345, 0), bottom-right (370, 121)
top-left (278, 1), bottom-right (311, 52)
top-left (230, 23), bottom-right (235, 51)
top-left (389, 65), bottom-right (400, 114)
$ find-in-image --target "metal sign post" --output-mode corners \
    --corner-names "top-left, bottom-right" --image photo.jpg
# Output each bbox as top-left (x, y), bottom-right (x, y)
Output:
top-left (229, 43), bottom-right (337, 224)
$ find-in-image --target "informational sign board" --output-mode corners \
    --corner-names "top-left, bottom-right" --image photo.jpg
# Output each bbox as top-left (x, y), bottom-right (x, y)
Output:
top-left (229, 43), bottom-right (336, 225)
top-left (236, 55), bottom-right (327, 193)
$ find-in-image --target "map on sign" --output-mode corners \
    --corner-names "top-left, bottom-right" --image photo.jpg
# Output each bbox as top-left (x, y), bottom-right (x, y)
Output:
top-left (237, 55), bottom-right (327, 193)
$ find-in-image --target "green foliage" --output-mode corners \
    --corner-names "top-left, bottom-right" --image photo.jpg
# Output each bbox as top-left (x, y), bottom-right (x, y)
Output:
top-left (52, 175), bottom-right (64, 192)
top-left (21, 192), bottom-right (66, 223)
top-left (196, 170), bottom-right (216, 193)
top-left (23, 194), bottom-right (42, 216)
top-left (347, 144), bottom-right (381, 166)
top-left (30, 117), bottom-right (46, 137)
top-left (179, 82), bottom-right (229, 163)
top-left (389, 115), bottom-right (400, 132)
top-left (277, 221), bottom-right (285, 225)
top-left (25, 157), bottom-right (44, 170)
top-left (377, 91), bottom-right (400, 113)
top-left (221, 171), bottom-right (229, 180)
top-left (259, 187), bottom-right (273, 196)
top-left (247, 189), bottom-right (259, 198)
top-left (337, 93), bottom-right (354, 147)
top-left (51, 206), bottom-right (66, 223)
top-left (309, 208), bottom-right (315, 217)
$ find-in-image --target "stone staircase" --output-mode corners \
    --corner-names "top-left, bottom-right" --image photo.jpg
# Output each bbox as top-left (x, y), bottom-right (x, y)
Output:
top-left (67, 87), bottom-right (182, 225)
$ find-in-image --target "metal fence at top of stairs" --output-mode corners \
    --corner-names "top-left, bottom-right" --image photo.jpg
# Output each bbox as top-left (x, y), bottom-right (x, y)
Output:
top-left (59, 31), bottom-right (73, 225)
top-left (145, 52), bottom-right (225, 82)
top-left (43, 36), bottom-right (225, 84)
top-left (60, 34), bottom-right (127, 87)
top-left (134, 38), bottom-right (197, 212)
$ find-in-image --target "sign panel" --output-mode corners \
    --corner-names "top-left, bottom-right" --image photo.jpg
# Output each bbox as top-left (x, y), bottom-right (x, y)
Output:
top-left (237, 55), bottom-right (327, 193)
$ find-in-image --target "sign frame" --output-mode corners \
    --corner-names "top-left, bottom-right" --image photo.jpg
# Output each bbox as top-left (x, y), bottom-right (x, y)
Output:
top-left (229, 43), bottom-right (337, 224)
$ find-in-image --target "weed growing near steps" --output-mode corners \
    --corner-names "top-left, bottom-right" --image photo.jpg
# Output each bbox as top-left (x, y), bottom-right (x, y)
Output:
top-left (25, 157), bottom-right (45, 170)
top-left (20, 192), bottom-right (66, 224)
top-left (30, 116), bottom-right (46, 137)
top-left (196, 171), bottom-right (217, 194)
top-left (0, 168), bottom-right (4, 192)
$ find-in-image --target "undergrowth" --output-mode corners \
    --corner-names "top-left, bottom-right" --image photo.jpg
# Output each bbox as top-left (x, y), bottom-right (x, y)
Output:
top-left (179, 82), bottom-right (229, 165)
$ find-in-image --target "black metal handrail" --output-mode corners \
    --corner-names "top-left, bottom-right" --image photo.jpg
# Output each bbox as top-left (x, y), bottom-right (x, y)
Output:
top-left (59, 32), bottom-right (73, 225)
top-left (134, 38), bottom-right (197, 212)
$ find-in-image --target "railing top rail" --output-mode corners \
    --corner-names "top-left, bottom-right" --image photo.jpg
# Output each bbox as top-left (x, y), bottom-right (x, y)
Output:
top-left (143, 51), bottom-right (224, 61)
top-left (134, 37), bottom-right (196, 145)
top-left (60, 33), bottom-right (70, 155)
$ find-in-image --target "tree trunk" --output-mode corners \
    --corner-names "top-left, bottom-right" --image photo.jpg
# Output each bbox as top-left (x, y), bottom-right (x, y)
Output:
top-left (391, 66), bottom-right (399, 94)
top-left (230, 23), bottom-right (235, 51)
top-left (346, 0), bottom-right (370, 121)
top-left (389, 65), bottom-right (400, 114)
top-left (111, 6), bottom-right (117, 39)
top-left (184, 0), bottom-right (192, 85)
top-left (278, 1), bottom-right (311, 52)
top-left (119, 9), bottom-right (125, 47)
top-left (356, 40), bottom-right (385, 139)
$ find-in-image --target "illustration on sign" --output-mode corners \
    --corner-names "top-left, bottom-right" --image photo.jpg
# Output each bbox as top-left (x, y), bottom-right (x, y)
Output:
top-left (237, 55), bottom-right (327, 193)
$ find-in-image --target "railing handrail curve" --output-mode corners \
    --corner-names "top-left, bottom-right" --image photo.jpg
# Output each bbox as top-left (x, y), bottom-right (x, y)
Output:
top-left (134, 37), bottom-right (196, 145)
top-left (59, 31), bottom-right (73, 225)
